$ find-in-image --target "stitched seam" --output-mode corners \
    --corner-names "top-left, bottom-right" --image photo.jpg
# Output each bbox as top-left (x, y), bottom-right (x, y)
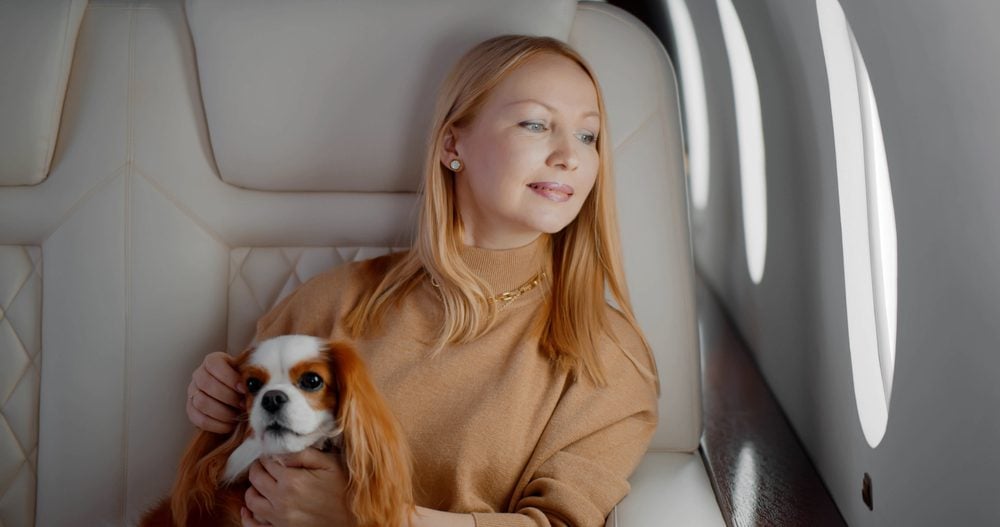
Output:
top-left (86, 5), bottom-right (168, 11)
top-left (0, 415), bottom-right (31, 479)
top-left (229, 248), bottom-right (259, 353)
top-left (119, 6), bottom-right (136, 525)
top-left (0, 250), bottom-right (41, 414)
top-left (0, 309), bottom-right (33, 407)
top-left (277, 248), bottom-right (300, 293)
top-left (37, 0), bottom-right (77, 185)
top-left (131, 166), bottom-right (229, 248)
top-left (0, 250), bottom-right (37, 314)
top-left (0, 459), bottom-right (28, 501)
top-left (225, 249), bottom-right (237, 353)
top-left (39, 162), bottom-right (128, 243)
top-left (233, 249), bottom-right (266, 352)
top-left (283, 248), bottom-right (305, 286)
top-left (240, 250), bottom-right (269, 314)
top-left (612, 108), bottom-right (658, 153)
top-left (31, 247), bottom-right (43, 527)
top-left (228, 249), bottom-right (257, 351)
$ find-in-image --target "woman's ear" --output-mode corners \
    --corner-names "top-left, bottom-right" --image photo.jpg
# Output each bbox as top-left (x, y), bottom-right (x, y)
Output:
top-left (327, 341), bottom-right (414, 527)
top-left (441, 126), bottom-right (461, 167)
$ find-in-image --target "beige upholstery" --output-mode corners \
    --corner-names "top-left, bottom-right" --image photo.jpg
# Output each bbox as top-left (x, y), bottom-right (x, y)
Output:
top-left (0, 0), bottom-right (722, 525)
top-left (0, 247), bottom-right (42, 527)
top-left (227, 246), bottom-right (403, 354)
top-left (186, 0), bottom-right (577, 192)
top-left (0, 6), bottom-right (81, 526)
top-left (0, 0), bottom-right (86, 186)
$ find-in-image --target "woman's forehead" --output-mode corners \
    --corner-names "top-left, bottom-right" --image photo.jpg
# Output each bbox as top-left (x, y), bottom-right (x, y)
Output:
top-left (486, 54), bottom-right (600, 117)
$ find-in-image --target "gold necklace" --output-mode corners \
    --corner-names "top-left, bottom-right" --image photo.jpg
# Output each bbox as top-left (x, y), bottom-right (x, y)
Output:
top-left (429, 271), bottom-right (546, 309)
top-left (488, 271), bottom-right (546, 309)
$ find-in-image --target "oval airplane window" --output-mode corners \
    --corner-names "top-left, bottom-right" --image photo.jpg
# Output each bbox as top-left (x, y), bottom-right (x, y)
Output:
top-left (717, 0), bottom-right (767, 284)
top-left (666, 0), bottom-right (711, 211)
top-left (817, 0), bottom-right (898, 448)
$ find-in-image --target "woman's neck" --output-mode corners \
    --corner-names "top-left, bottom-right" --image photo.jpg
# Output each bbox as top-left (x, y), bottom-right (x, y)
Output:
top-left (457, 234), bottom-right (550, 295)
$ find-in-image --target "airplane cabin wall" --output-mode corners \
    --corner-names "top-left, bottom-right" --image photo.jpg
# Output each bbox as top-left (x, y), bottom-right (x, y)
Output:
top-left (675, 0), bottom-right (1000, 525)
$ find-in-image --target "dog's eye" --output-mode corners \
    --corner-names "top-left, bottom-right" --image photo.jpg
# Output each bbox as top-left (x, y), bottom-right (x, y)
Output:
top-left (298, 372), bottom-right (324, 392)
top-left (246, 377), bottom-right (263, 394)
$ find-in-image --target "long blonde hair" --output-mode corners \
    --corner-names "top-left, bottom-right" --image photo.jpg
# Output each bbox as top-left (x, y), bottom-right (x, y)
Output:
top-left (345, 35), bottom-right (652, 387)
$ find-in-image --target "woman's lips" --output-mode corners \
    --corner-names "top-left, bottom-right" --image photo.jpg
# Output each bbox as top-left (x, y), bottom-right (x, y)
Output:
top-left (528, 182), bottom-right (574, 202)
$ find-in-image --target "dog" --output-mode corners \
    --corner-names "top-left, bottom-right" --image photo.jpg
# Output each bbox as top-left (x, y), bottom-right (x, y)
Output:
top-left (140, 335), bottom-right (413, 527)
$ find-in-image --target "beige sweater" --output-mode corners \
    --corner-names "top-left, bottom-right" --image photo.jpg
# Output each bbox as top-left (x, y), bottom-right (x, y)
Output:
top-left (254, 238), bottom-right (658, 527)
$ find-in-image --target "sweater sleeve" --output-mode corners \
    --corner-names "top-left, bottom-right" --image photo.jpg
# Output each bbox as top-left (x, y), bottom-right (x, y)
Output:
top-left (472, 316), bottom-right (659, 527)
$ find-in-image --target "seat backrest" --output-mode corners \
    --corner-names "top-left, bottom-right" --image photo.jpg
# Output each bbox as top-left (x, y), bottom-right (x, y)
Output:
top-left (0, 1), bottom-right (698, 524)
top-left (0, 2), bottom-right (86, 526)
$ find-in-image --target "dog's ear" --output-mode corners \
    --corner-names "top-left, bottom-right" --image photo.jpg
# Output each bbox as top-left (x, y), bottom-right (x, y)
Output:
top-left (169, 347), bottom-right (256, 525)
top-left (327, 340), bottom-right (415, 527)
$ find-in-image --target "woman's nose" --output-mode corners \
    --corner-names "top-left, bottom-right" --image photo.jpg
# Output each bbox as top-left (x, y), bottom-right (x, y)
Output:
top-left (547, 132), bottom-right (580, 171)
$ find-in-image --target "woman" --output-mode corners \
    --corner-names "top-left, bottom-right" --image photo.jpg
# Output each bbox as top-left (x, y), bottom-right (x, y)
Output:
top-left (186, 35), bottom-right (659, 527)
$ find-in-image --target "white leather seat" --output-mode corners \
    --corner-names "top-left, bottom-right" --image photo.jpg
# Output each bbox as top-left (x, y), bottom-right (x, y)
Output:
top-left (0, 1), bottom-right (724, 525)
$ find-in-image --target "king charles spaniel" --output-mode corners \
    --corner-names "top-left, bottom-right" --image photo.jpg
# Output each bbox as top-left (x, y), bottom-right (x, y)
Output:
top-left (140, 335), bottom-right (413, 527)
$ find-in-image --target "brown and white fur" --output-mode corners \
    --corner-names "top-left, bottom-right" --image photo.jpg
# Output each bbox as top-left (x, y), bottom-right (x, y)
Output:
top-left (140, 335), bottom-right (414, 527)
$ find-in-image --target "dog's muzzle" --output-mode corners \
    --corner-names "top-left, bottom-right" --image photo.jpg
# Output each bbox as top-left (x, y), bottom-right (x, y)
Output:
top-left (261, 390), bottom-right (288, 414)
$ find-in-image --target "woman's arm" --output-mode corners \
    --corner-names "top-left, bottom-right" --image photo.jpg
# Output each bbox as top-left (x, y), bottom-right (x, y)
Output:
top-left (242, 449), bottom-right (475, 527)
top-left (468, 319), bottom-right (660, 527)
top-left (409, 507), bottom-right (475, 527)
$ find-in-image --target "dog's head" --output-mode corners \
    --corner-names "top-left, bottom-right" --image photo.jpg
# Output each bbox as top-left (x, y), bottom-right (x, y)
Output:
top-left (170, 335), bottom-right (414, 527)
top-left (230, 335), bottom-right (340, 468)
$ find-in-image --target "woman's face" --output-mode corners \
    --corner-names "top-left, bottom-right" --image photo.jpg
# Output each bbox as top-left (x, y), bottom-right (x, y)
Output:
top-left (446, 53), bottom-right (601, 249)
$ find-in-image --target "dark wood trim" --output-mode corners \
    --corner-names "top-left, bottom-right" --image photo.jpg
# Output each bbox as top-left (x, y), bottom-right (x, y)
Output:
top-left (697, 279), bottom-right (847, 526)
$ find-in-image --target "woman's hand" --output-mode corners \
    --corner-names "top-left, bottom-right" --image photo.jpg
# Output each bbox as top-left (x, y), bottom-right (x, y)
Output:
top-left (186, 351), bottom-right (245, 433)
top-left (242, 448), bottom-right (357, 527)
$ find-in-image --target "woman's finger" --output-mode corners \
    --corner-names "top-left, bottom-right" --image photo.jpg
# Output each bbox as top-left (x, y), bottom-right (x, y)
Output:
top-left (239, 506), bottom-right (262, 527)
top-left (241, 504), bottom-right (271, 527)
top-left (249, 459), bottom-right (279, 498)
top-left (245, 483), bottom-right (273, 521)
top-left (192, 366), bottom-right (245, 409)
top-left (207, 352), bottom-right (246, 391)
top-left (276, 447), bottom-right (340, 470)
top-left (190, 390), bottom-right (241, 423)
top-left (185, 396), bottom-right (234, 434)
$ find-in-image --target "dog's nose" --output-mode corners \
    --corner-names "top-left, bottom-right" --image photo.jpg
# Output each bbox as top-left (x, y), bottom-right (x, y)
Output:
top-left (261, 390), bottom-right (288, 413)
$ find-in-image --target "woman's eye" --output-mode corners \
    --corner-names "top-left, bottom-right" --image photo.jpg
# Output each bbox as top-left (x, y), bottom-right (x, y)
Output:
top-left (576, 132), bottom-right (597, 145)
top-left (246, 378), bottom-right (263, 394)
top-left (298, 372), bottom-right (324, 391)
top-left (520, 121), bottom-right (546, 132)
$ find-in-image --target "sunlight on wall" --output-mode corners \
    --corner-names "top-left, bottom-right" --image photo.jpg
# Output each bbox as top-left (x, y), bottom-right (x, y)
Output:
top-left (817, 0), bottom-right (898, 448)
top-left (716, 0), bottom-right (767, 285)
top-left (666, 0), bottom-right (711, 211)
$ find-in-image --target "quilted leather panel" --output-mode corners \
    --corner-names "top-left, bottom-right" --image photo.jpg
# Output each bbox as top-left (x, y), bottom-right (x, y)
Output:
top-left (0, 246), bottom-right (41, 527)
top-left (228, 246), bottom-right (403, 352)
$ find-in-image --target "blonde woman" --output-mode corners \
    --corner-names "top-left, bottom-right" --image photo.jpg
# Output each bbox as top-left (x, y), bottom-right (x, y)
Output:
top-left (186, 35), bottom-right (659, 527)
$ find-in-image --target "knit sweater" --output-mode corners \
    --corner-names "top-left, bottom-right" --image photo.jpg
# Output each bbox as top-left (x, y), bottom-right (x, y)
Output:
top-left (254, 237), bottom-right (658, 527)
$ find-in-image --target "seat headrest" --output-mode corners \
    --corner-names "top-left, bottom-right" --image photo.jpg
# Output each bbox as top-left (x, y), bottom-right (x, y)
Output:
top-left (185, 0), bottom-right (578, 192)
top-left (0, 0), bottom-right (86, 186)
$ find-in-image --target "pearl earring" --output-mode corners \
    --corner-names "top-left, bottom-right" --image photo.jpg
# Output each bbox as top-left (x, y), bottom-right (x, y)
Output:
top-left (449, 159), bottom-right (463, 172)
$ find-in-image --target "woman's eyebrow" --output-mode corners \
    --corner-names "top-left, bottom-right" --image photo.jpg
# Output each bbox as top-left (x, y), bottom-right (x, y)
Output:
top-left (504, 98), bottom-right (600, 120)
